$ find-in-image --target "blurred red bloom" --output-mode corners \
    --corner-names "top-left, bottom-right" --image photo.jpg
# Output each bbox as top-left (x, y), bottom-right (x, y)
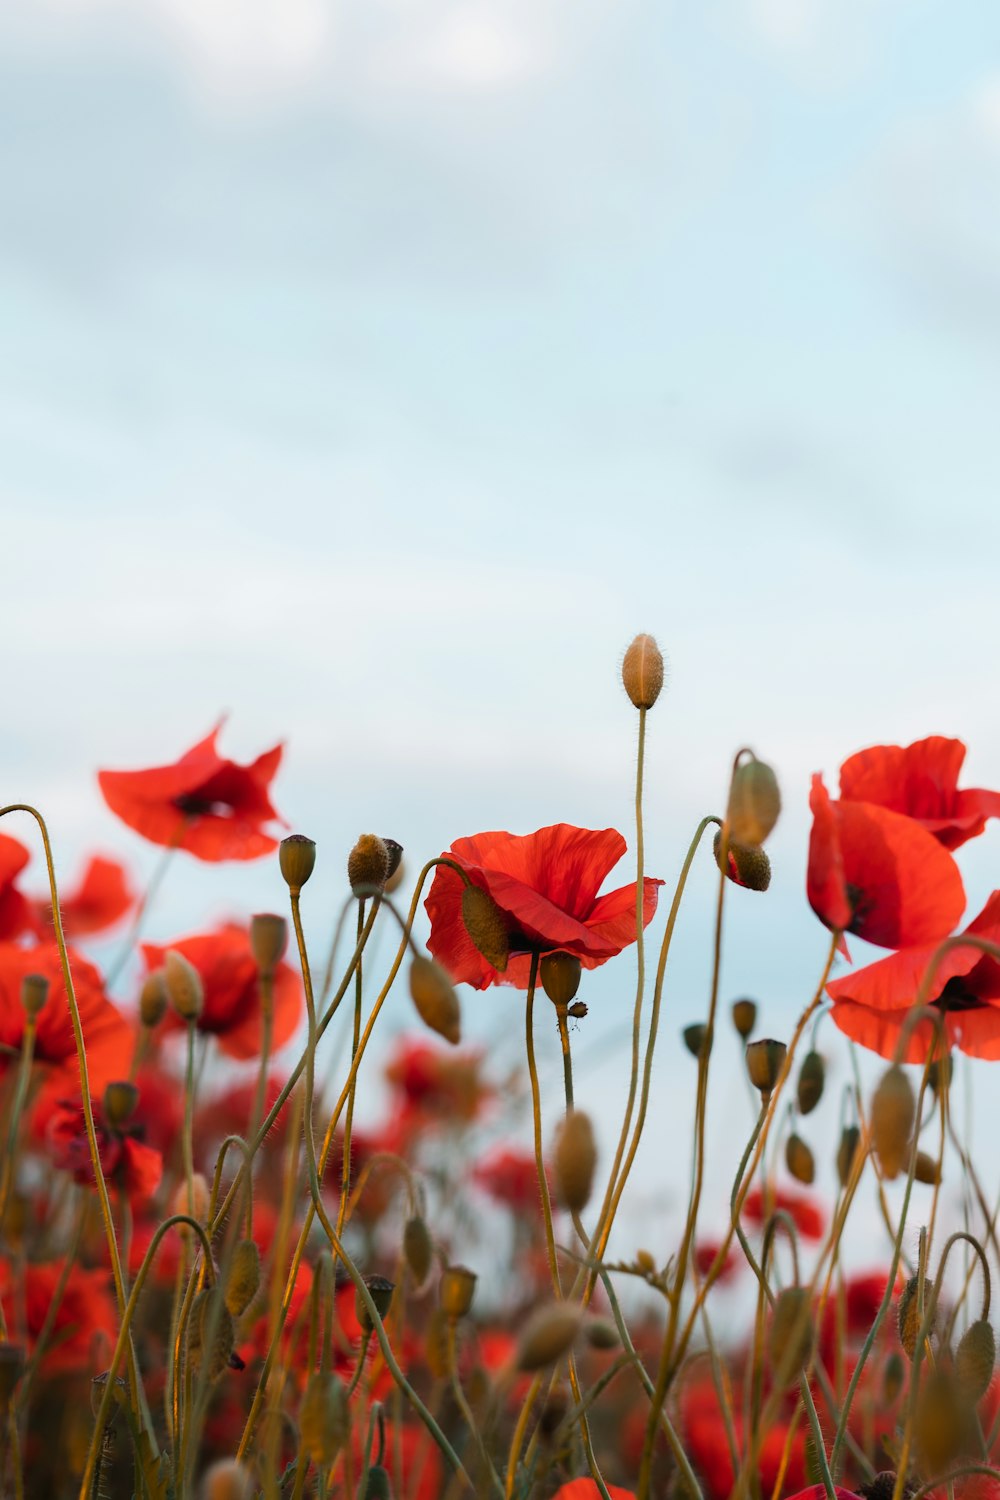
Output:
top-left (35, 854), bottom-right (135, 939)
top-left (742, 1185), bottom-right (826, 1241)
top-left (384, 1036), bottom-right (493, 1124)
top-left (694, 1240), bottom-right (740, 1283)
top-left (0, 834), bottom-right (39, 940)
top-left (828, 891), bottom-right (1000, 1061)
top-left (0, 1258), bottom-right (117, 1375)
top-left (552, 1483), bottom-right (637, 1500)
top-left (98, 723), bottom-right (284, 862)
top-left (425, 824), bottom-right (662, 990)
top-left (785, 1489), bottom-right (864, 1500)
top-left (840, 737), bottom-right (1000, 852)
top-left (681, 1374), bottom-right (808, 1499)
top-left (0, 941), bottom-right (132, 1099)
top-left (818, 1270), bottom-right (901, 1368)
top-left (474, 1145), bottom-right (547, 1214)
top-left (46, 1094), bottom-right (163, 1204)
top-left (807, 774), bottom-right (965, 955)
top-left (143, 923), bottom-right (302, 1060)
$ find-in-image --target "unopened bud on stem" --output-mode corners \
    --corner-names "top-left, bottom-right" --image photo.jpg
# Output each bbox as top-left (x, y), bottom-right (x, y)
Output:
top-left (622, 634), bottom-right (665, 710)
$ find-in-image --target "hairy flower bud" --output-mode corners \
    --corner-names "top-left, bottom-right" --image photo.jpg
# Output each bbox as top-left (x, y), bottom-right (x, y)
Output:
top-left (225, 1240), bottom-right (261, 1318)
top-left (164, 950), bottom-right (203, 1023)
top-left (554, 1110), bottom-right (597, 1213)
top-left (731, 998), bottom-right (757, 1040)
top-left (461, 885), bottom-right (509, 973)
top-left (871, 1065), bottom-right (915, 1181)
top-left (140, 969), bottom-right (168, 1028)
top-left (300, 1372), bottom-right (350, 1464)
top-left (785, 1133), bottom-right (815, 1185)
top-left (727, 757), bottom-right (781, 846)
top-left (279, 834), bottom-right (316, 893)
top-left (187, 1287), bottom-right (235, 1383)
top-left (249, 913), bottom-right (287, 975)
top-left (20, 973), bottom-right (49, 1020)
top-left (403, 1216), bottom-right (433, 1288)
top-left (746, 1038), bottom-right (787, 1100)
top-left (516, 1303), bottom-right (582, 1372)
top-left (796, 1051), bottom-right (825, 1115)
top-left (621, 633), bottom-right (665, 710)
top-left (540, 953), bottom-right (582, 1008)
top-left (768, 1287), bottom-right (814, 1388)
top-left (348, 835), bottom-right (390, 897)
top-left (714, 832), bottom-right (772, 892)
top-left (355, 1275), bottom-right (395, 1335)
top-left (409, 955), bottom-right (461, 1044)
top-left (897, 1274), bottom-right (930, 1360)
top-left (440, 1265), bottom-right (477, 1321)
top-left (103, 1081), bottom-right (139, 1131)
top-left (956, 1319), bottom-right (996, 1402)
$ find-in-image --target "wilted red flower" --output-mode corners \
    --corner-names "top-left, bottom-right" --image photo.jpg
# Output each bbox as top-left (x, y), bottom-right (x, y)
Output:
top-left (742, 1184), bottom-right (826, 1241)
top-left (46, 1094), bottom-right (163, 1204)
top-left (827, 891), bottom-right (1000, 1061)
top-left (552, 1483), bottom-right (637, 1500)
top-left (143, 923), bottom-right (302, 1060)
top-left (0, 834), bottom-right (39, 940)
top-left (35, 854), bottom-right (135, 939)
top-left (840, 737), bottom-right (1000, 852)
top-left (98, 723), bottom-right (284, 862)
top-left (474, 1145), bottom-right (547, 1214)
top-left (425, 824), bottom-right (662, 990)
top-left (384, 1036), bottom-right (493, 1124)
top-left (0, 1258), bottom-right (117, 1375)
top-left (807, 774), bottom-right (965, 955)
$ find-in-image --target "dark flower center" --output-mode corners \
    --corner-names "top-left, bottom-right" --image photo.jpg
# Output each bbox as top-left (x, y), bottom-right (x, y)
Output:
top-left (934, 976), bottom-right (983, 1013)
top-left (174, 793), bottom-right (233, 819)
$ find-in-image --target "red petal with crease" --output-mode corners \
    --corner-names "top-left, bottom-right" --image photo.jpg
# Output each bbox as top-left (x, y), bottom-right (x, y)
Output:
top-left (839, 736), bottom-right (1000, 850)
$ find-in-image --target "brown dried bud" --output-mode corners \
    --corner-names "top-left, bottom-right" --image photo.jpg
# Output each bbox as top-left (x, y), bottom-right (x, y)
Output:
top-left (727, 757), bottom-right (781, 846)
top-left (461, 885), bottom-right (509, 974)
top-left (224, 1240), bottom-right (261, 1318)
top-left (540, 953), bottom-right (582, 1008)
top-left (103, 1081), bottom-right (139, 1131)
top-left (767, 1287), bottom-right (814, 1388)
top-left (20, 973), bottom-right (49, 1020)
top-left (299, 1371), bottom-right (350, 1464)
top-left (348, 835), bottom-right (390, 897)
top-left (746, 1038), bottom-right (787, 1099)
top-left (714, 831), bottom-right (772, 892)
top-left (871, 1065), bottom-right (915, 1181)
top-left (249, 913), bottom-right (287, 975)
top-left (199, 1460), bottom-right (257, 1500)
top-left (516, 1303), bottom-right (582, 1372)
top-left (187, 1287), bottom-right (235, 1383)
top-left (682, 1023), bottom-right (707, 1060)
top-left (785, 1133), bottom-right (815, 1185)
top-left (0, 1344), bottom-right (25, 1408)
top-left (355, 1275), bottom-right (395, 1335)
top-left (837, 1125), bottom-right (863, 1188)
top-left (279, 834), bottom-right (316, 893)
top-left (731, 998), bottom-right (757, 1039)
top-left (440, 1265), bottom-right (477, 1320)
top-left (403, 1215), bottom-right (433, 1287)
top-left (409, 955), bottom-right (461, 1044)
top-left (956, 1319), bottom-right (996, 1402)
top-left (622, 633), bottom-right (665, 710)
top-left (914, 1151), bottom-right (941, 1186)
top-left (164, 950), bottom-right (203, 1023)
top-left (139, 968), bottom-right (168, 1028)
top-left (796, 1051), bottom-right (825, 1115)
top-left (915, 1368), bottom-right (965, 1471)
top-left (554, 1110), bottom-right (597, 1213)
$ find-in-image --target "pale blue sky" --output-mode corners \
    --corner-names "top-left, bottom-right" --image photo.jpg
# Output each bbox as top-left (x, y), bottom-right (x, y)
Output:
top-left (2, 0), bottom-right (999, 1270)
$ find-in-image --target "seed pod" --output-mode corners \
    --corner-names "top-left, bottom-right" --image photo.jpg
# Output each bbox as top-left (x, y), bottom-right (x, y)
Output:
top-left (403, 1216), bottom-right (433, 1287)
top-left (279, 834), bottom-right (316, 893)
top-left (516, 1303), bottom-right (582, 1372)
top-left (746, 1038), bottom-right (787, 1099)
top-left (916, 1367), bottom-right (965, 1471)
top-left (356, 1276), bottom-right (395, 1335)
top-left (883, 1351), bottom-right (905, 1404)
top-left (714, 831), bottom-right (772, 892)
top-left (187, 1287), bottom-right (235, 1382)
top-left (914, 1151), bottom-right (941, 1186)
top-left (682, 1023), bottom-right (707, 1059)
top-left (871, 1066), bottom-right (915, 1180)
top-left (409, 956), bottom-right (461, 1045)
top-left (836, 1126), bottom-right (863, 1188)
top-left (785, 1133), bottom-right (815, 1185)
top-left (621, 633), bottom-right (665, 710)
top-left (20, 974), bottom-right (49, 1020)
top-left (796, 1051), bottom-right (825, 1116)
top-left (440, 1265), bottom-right (477, 1320)
top-left (249, 913), bottom-right (287, 974)
top-left (461, 886), bottom-right (509, 974)
top-left (348, 834), bottom-right (390, 897)
top-left (768, 1287), bottom-right (814, 1389)
top-left (139, 969), bottom-right (168, 1028)
top-left (299, 1371), bottom-right (350, 1465)
top-left (540, 953), bottom-right (582, 1008)
top-left (164, 950), bottom-right (203, 1022)
top-left (200, 1459), bottom-right (256, 1500)
top-left (554, 1110), bottom-right (597, 1212)
top-left (0, 1345), bottom-right (25, 1408)
top-left (956, 1319), bottom-right (996, 1402)
top-left (727, 757), bottom-right (781, 846)
top-left (103, 1081), bottom-right (140, 1130)
top-left (731, 998), bottom-right (757, 1040)
top-left (586, 1318), bottom-right (620, 1351)
top-left (224, 1240), bottom-right (261, 1317)
top-left (897, 1274), bottom-right (930, 1360)
top-left (364, 1467), bottom-right (393, 1499)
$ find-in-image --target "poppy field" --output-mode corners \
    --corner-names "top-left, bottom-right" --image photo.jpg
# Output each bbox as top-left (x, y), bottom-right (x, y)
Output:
top-left (4, 632), bottom-right (1000, 1500)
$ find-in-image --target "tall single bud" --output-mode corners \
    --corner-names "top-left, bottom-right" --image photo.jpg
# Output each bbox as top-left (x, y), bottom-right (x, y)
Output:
top-left (871, 1065), bottom-right (915, 1180)
top-left (164, 950), bottom-right (203, 1023)
top-left (462, 886), bottom-right (509, 974)
top-left (554, 1110), bottom-right (597, 1212)
top-left (279, 834), bottom-right (316, 894)
top-left (409, 956), bottom-right (461, 1044)
top-left (139, 968), bottom-right (168, 1028)
top-left (20, 974), bottom-right (49, 1020)
top-left (348, 835), bottom-right (390, 897)
top-left (745, 1038), bottom-right (786, 1101)
top-left (727, 756), bottom-right (781, 846)
top-left (249, 913), bottom-right (287, 975)
top-left (540, 953), bottom-right (582, 1008)
top-left (622, 633), bottom-right (665, 711)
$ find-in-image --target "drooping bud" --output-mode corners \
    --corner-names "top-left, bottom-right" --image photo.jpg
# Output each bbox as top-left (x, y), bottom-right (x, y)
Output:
top-left (540, 953), bottom-right (582, 1008)
top-left (731, 998), bottom-right (757, 1039)
top-left (745, 1038), bottom-right (787, 1100)
top-left (727, 756), bottom-right (781, 846)
top-left (714, 832), bottom-right (772, 892)
top-left (139, 968), bottom-right (168, 1028)
top-left (409, 956), bottom-right (461, 1044)
top-left (279, 834), bottom-right (316, 894)
top-left (554, 1110), bottom-right (597, 1212)
top-left (785, 1134), bottom-right (815, 1185)
top-left (516, 1303), bottom-right (583, 1372)
top-left (956, 1319), bottom-right (996, 1402)
top-left (836, 1125), bottom-right (863, 1188)
top-left (187, 1287), bottom-right (235, 1382)
top-left (461, 886), bottom-right (509, 974)
top-left (621, 634), bottom-right (665, 710)
top-left (871, 1066), bottom-right (915, 1181)
top-left (682, 1023), bottom-right (707, 1059)
top-left (200, 1459), bottom-right (256, 1500)
top-left (0, 1345), bottom-right (25, 1408)
top-left (403, 1216), bottom-right (433, 1287)
top-left (164, 950), bottom-right (203, 1023)
top-left (224, 1240), bottom-right (261, 1318)
top-left (348, 835), bottom-right (390, 897)
top-left (103, 1081), bottom-right (140, 1131)
top-left (249, 913), bottom-right (287, 975)
top-left (20, 974), bottom-right (49, 1020)
top-left (355, 1275), bottom-right (395, 1335)
top-left (796, 1051), bottom-right (825, 1115)
top-left (440, 1265), bottom-right (477, 1320)
top-left (767, 1287), bottom-right (814, 1388)
top-left (914, 1151), bottom-right (941, 1186)
top-left (915, 1368), bottom-right (965, 1471)
top-left (299, 1372), bottom-right (350, 1464)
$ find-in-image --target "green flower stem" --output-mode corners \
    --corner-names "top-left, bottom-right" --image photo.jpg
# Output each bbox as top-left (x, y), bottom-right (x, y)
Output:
top-left (249, 968), bottom-right (274, 1146)
top-left (446, 1320), bottom-right (504, 1497)
top-left (336, 900), bottom-right (366, 1240)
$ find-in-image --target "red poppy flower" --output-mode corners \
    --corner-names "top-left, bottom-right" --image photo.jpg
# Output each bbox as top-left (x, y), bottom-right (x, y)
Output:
top-left (785, 1489), bottom-right (863, 1500)
top-left (680, 1375), bottom-right (808, 1500)
top-left (425, 824), bottom-right (662, 990)
top-left (0, 941), bottom-right (132, 1098)
top-left (693, 1240), bottom-right (740, 1283)
top-left (35, 854), bottom-right (135, 939)
top-left (384, 1036), bottom-right (493, 1125)
top-left (0, 833), bottom-right (39, 940)
top-left (473, 1145), bottom-right (548, 1214)
top-left (827, 891), bottom-right (1000, 1061)
top-left (807, 775), bottom-right (965, 955)
top-left (552, 1483), bottom-right (637, 1500)
top-left (840, 737), bottom-right (1000, 851)
top-left (98, 722), bottom-right (284, 862)
top-left (742, 1185), bottom-right (826, 1241)
top-left (0, 1258), bottom-right (117, 1375)
top-left (46, 1094), bottom-right (163, 1203)
top-left (143, 923), bottom-right (302, 1060)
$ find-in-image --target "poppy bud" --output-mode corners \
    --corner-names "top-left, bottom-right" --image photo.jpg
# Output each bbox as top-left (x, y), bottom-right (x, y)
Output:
top-left (882, 1352), bottom-right (905, 1405)
top-left (928, 1055), bottom-right (954, 1095)
top-left (140, 969), bottom-right (168, 1028)
top-left (356, 1275), bottom-right (395, 1335)
top-left (585, 1318), bottom-right (620, 1351)
top-left (731, 998), bottom-right (757, 1039)
top-left (540, 953), bottom-right (582, 1008)
top-left (172, 1172), bottom-right (209, 1225)
top-left (249, 913), bottom-right (287, 975)
top-left (187, 1287), bottom-right (235, 1382)
top-left (746, 1038), bottom-right (787, 1100)
top-left (279, 834), bottom-right (316, 894)
top-left (200, 1460), bottom-right (256, 1500)
top-left (516, 1303), bottom-right (582, 1372)
top-left (714, 831), bottom-right (772, 892)
top-left (364, 1467), bottom-right (392, 1499)
top-left (682, 1023), bottom-right (707, 1059)
top-left (440, 1265), bottom-right (477, 1320)
top-left (20, 973), bottom-right (49, 1020)
top-left (768, 1287), bottom-right (814, 1388)
top-left (224, 1240), bottom-right (261, 1317)
top-left (409, 956), bottom-right (461, 1045)
top-left (164, 950), bottom-right (203, 1023)
top-left (727, 757), bottom-right (781, 846)
top-left (897, 1274), bottom-right (930, 1360)
top-left (622, 633), bottom-right (665, 711)
top-left (914, 1151), bottom-right (941, 1186)
top-left (871, 1065), bottom-right (915, 1181)
top-left (785, 1133), bottom-right (815, 1185)
top-left (103, 1081), bottom-right (139, 1131)
top-left (554, 1110), bottom-right (597, 1213)
top-left (0, 1345), bottom-right (25, 1408)
top-left (916, 1368), bottom-right (965, 1471)
top-left (348, 835), bottom-right (390, 897)
top-left (403, 1215), bottom-right (433, 1287)
top-left (636, 1249), bottom-right (657, 1276)
top-left (836, 1125), bottom-right (863, 1188)
top-left (956, 1319), bottom-right (996, 1402)
top-left (796, 1051), bottom-right (825, 1115)
top-left (299, 1372), bottom-right (350, 1464)
top-left (539, 1387), bottom-right (570, 1440)
top-left (461, 886), bottom-right (509, 974)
